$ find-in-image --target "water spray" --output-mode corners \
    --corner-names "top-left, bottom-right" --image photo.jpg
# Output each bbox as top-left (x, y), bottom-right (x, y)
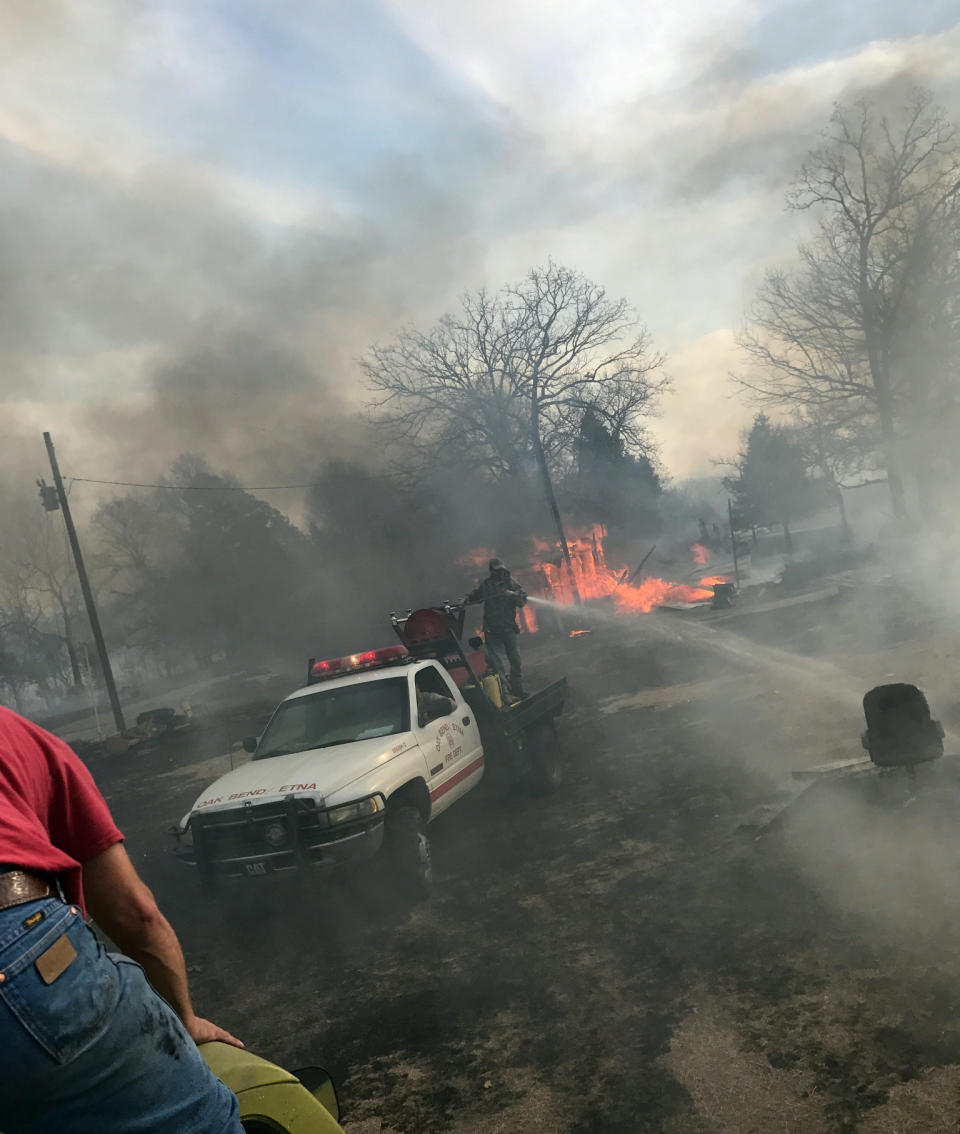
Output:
top-left (527, 595), bottom-right (570, 612)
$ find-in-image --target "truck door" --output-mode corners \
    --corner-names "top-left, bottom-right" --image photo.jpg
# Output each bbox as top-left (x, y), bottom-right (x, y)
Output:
top-left (413, 664), bottom-right (484, 815)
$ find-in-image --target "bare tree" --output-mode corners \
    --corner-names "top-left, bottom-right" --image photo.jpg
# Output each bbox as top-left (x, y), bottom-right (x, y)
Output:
top-left (738, 90), bottom-right (960, 518)
top-left (363, 261), bottom-right (667, 568)
top-left (0, 508), bottom-right (83, 687)
top-left (0, 574), bottom-right (70, 711)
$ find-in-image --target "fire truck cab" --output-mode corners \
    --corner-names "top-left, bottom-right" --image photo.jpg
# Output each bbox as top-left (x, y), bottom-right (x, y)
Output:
top-left (176, 645), bottom-right (484, 899)
top-left (175, 605), bottom-right (566, 901)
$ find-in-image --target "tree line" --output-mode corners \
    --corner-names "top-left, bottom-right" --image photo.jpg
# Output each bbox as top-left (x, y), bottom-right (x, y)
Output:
top-left (1, 258), bottom-right (674, 706)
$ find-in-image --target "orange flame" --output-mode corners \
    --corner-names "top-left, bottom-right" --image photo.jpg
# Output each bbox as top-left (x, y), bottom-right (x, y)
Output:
top-left (692, 543), bottom-right (710, 565)
top-left (458, 526), bottom-right (726, 634)
top-left (526, 525), bottom-right (721, 614)
top-left (611, 577), bottom-right (715, 613)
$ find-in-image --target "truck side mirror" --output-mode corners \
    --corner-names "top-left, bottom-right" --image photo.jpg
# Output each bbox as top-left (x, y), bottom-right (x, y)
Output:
top-left (242, 736), bottom-right (258, 753)
top-left (292, 1066), bottom-right (340, 1121)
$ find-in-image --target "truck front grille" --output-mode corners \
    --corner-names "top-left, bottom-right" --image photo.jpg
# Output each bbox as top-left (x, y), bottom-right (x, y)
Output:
top-left (193, 798), bottom-right (319, 860)
top-left (191, 797), bottom-right (379, 870)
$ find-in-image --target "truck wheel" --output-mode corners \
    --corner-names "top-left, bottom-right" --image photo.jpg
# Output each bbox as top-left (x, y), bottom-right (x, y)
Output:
top-left (385, 804), bottom-right (432, 900)
top-left (528, 721), bottom-right (563, 794)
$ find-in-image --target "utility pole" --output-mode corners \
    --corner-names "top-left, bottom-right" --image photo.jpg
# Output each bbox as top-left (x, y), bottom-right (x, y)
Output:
top-left (43, 432), bottom-right (126, 732)
top-left (727, 498), bottom-right (741, 590)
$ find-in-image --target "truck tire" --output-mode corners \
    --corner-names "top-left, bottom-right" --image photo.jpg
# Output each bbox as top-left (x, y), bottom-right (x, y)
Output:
top-left (528, 720), bottom-right (563, 794)
top-left (385, 804), bottom-right (432, 900)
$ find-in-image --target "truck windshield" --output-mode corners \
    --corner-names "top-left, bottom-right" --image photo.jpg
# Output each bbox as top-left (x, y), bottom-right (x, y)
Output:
top-left (254, 676), bottom-right (409, 760)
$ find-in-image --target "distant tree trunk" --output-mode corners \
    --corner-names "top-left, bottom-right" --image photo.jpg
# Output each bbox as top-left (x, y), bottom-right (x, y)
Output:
top-left (531, 388), bottom-right (581, 604)
top-left (912, 455), bottom-right (939, 522)
top-left (874, 369), bottom-right (908, 520)
top-left (880, 419), bottom-right (908, 520)
top-left (783, 520), bottom-right (793, 552)
top-left (835, 488), bottom-right (851, 541)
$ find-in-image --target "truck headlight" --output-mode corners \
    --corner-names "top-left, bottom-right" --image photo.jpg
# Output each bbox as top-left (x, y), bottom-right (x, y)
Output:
top-left (326, 794), bottom-right (384, 826)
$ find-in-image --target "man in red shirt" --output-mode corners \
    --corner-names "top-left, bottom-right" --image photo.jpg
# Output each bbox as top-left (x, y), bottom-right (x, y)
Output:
top-left (0, 706), bottom-right (244, 1133)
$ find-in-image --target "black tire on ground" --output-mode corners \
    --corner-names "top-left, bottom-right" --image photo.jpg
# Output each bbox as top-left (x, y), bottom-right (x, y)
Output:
top-left (385, 803), bottom-right (432, 900)
top-left (528, 719), bottom-right (563, 794)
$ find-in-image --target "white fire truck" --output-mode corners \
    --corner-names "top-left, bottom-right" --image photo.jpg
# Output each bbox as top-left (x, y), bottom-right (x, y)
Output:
top-left (174, 605), bottom-right (566, 899)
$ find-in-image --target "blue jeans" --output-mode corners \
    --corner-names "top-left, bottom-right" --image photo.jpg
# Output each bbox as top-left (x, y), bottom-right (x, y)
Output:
top-left (484, 628), bottom-right (524, 697)
top-left (0, 896), bottom-right (241, 1133)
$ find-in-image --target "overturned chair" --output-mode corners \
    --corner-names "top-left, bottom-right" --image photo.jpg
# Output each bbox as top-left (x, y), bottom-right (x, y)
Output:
top-left (861, 683), bottom-right (945, 771)
top-left (754, 682), bottom-right (948, 839)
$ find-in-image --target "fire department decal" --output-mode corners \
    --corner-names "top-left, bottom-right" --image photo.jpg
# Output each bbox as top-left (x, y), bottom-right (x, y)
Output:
top-left (435, 720), bottom-right (465, 752)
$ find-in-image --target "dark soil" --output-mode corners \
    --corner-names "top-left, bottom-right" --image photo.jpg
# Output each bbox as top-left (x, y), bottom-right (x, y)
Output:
top-left (85, 589), bottom-right (960, 1132)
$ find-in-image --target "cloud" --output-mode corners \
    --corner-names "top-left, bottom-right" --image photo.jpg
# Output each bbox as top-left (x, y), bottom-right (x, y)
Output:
top-left (653, 329), bottom-right (751, 477)
top-left (381, 0), bottom-right (756, 132)
top-left (1, 0), bottom-right (959, 531)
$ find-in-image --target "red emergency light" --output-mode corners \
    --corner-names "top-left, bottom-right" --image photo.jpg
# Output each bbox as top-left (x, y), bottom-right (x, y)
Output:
top-left (308, 644), bottom-right (410, 683)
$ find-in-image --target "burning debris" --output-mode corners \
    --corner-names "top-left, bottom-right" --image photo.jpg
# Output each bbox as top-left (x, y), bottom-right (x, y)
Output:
top-left (569, 629), bottom-right (592, 638)
top-left (457, 526), bottom-right (728, 638)
top-left (528, 526), bottom-right (724, 615)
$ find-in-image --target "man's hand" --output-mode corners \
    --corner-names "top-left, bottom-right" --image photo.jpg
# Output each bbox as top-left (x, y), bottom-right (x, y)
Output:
top-left (185, 1014), bottom-right (244, 1048)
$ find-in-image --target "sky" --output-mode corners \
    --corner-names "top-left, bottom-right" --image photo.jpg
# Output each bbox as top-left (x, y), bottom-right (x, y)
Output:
top-left (2, 0), bottom-right (959, 516)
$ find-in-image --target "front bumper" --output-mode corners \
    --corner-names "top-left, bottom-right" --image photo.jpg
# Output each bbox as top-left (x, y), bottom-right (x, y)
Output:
top-left (178, 796), bottom-right (385, 882)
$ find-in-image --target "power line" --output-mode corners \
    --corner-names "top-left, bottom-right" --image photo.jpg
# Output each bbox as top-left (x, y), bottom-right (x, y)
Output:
top-left (68, 470), bottom-right (412, 492)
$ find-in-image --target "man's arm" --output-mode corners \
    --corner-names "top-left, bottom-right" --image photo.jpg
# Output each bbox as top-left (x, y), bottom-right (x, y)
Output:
top-left (507, 582), bottom-right (527, 606)
top-left (82, 843), bottom-right (242, 1047)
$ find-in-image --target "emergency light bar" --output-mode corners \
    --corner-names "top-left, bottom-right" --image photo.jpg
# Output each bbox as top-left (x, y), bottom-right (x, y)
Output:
top-left (307, 644), bottom-right (410, 684)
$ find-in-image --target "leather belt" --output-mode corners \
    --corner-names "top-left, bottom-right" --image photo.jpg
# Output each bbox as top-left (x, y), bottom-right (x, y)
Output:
top-left (0, 870), bottom-right (54, 911)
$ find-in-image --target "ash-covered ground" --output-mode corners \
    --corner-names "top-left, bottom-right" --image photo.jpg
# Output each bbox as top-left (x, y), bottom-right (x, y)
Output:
top-left (86, 584), bottom-right (960, 1133)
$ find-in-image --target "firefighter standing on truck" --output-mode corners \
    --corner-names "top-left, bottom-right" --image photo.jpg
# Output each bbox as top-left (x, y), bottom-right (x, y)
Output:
top-left (465, 558), bottom-right (528, 700)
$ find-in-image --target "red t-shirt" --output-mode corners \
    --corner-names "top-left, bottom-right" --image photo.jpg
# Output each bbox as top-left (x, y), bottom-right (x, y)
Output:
top-left (0, 707), bottom-right (123, 910)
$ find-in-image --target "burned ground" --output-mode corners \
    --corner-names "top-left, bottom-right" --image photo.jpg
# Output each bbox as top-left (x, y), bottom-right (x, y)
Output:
top-left (89, 588), bottom-right (960, 1133)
